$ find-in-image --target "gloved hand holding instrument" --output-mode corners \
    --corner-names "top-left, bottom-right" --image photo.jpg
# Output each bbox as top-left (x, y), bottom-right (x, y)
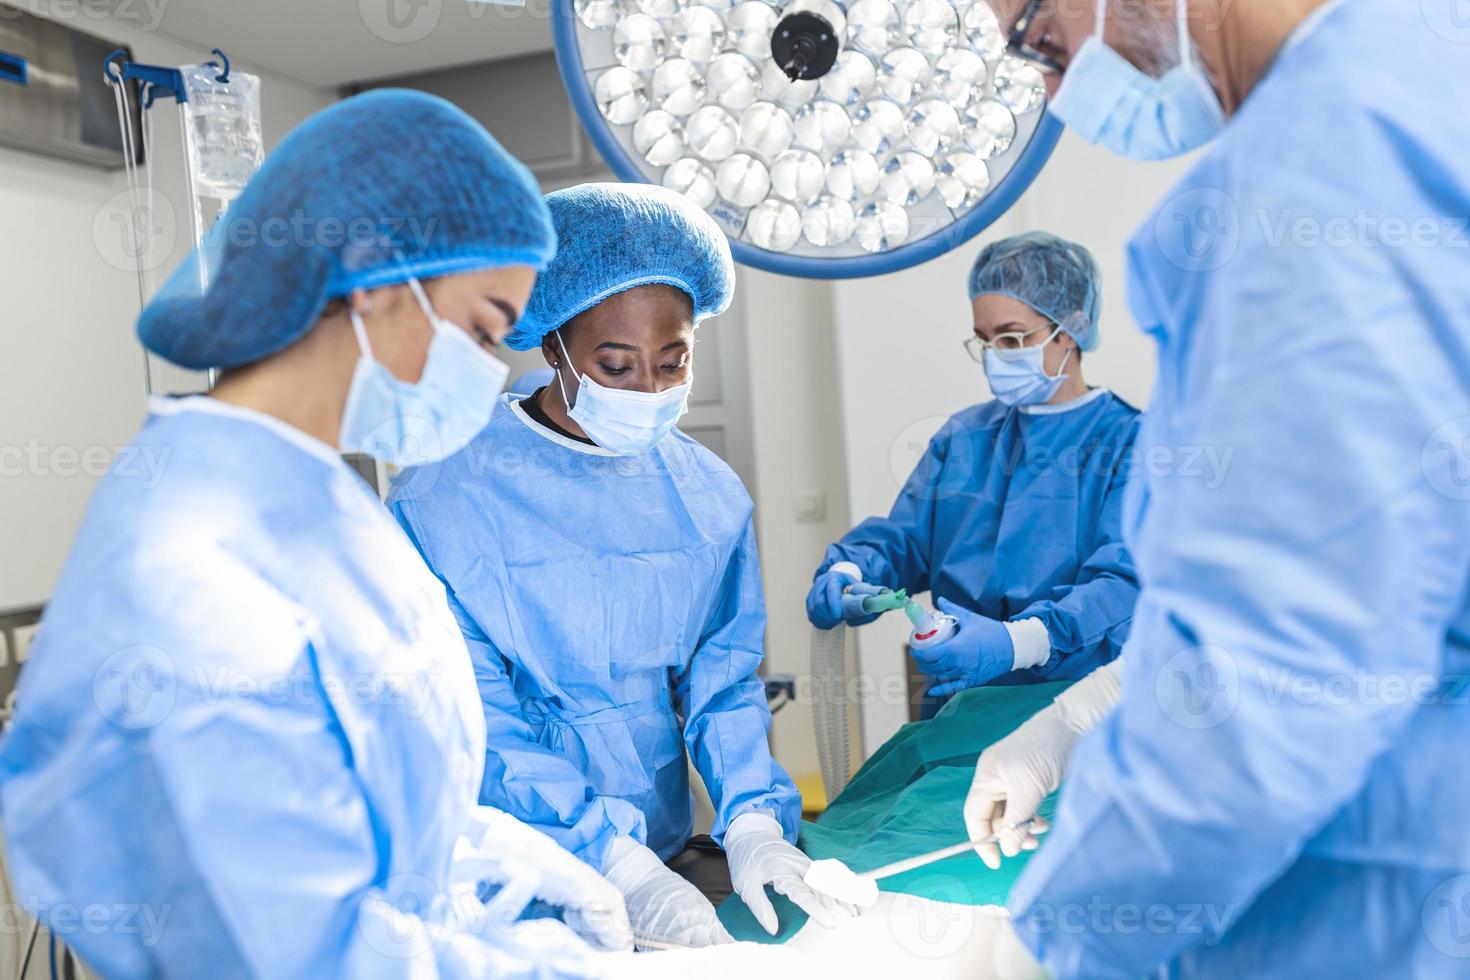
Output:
top-left (909, 598), bottom-right (1019, 698)
top-left (964, 658), bottom-right (1124, 869)
top-left (801, 817), bottom-right (1043, 910)
top-left (806, 563), bottom-right (893, 630)
top-left (724, 811), bottom-right (858, 935)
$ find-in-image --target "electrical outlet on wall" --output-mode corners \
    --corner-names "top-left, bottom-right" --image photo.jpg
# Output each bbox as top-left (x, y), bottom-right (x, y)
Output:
top-left (793, 490), bottom-right (827, 523)
top-left (12, 624), bottom-right (39, 663)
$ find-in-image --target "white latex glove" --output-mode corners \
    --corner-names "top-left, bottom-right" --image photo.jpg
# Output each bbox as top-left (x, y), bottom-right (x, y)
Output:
top-left (723, 811), bottom-right (857, 935)
top-left (456, 806), bottom-right (633, 952)
top-left (964, 658), bottom-right (1124, 869)
top-left (602, 836), bottom-right (734, 949)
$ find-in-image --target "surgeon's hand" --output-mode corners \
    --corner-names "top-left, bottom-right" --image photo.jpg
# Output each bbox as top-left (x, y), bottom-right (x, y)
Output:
top-left (602, 836), bottom-right (733, 949)
top-left (806, 569), bottom-right (885, 630)
top-left (963, 707), bottom-right (1068, 869)
top-left (459, 806), bottom-right (634, 951)
top-left (911, 598), bottom-right (1016, 698)
top-left (963, 659), bottom-right (1125, 869)
top-left (723, 811), bottom-right (857, 935)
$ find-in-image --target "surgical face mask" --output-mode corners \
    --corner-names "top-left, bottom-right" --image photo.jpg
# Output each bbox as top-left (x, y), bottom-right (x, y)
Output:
top-left (554, 331), bottom-right (690, 455)
top-left (982, 328), bottom-right (1074, 407)
top-left (339, 278), bottom-right (509, 466)
top-left (1048, 0), bottom-right (1225, 161)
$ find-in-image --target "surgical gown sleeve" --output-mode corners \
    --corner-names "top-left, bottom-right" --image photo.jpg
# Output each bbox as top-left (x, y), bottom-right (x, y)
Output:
top-left (1012, 436), bottom-right (1138, 674)
top-left (1007, 98), bottom-right (1470, 973)
top-left (676, 520), bottom-right (802, 843)
top-left (818, 426), bottom-right (948, 593)
top-left (143, 607), bottom-right (591, 978)
top-left (446, 585), bottom-right (649, 871)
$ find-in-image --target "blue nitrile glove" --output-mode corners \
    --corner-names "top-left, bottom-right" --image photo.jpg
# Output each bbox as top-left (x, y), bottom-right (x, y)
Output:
top-left (911, 598), bottom-right (1016, 698)
top-left (805, 570), bottom-right (885, 630)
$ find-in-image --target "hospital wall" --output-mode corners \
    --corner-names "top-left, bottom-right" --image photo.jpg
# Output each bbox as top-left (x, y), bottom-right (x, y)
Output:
top-left (0, 8), bottom-right (335, 612)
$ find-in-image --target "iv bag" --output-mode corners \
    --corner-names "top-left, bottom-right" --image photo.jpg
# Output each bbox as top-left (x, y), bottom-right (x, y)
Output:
top-left (179, 62), bottom-right (263, 202)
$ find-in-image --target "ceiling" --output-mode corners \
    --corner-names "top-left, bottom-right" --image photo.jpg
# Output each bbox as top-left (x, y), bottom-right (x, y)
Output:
top-left (136, 0), bottom-right (554, 89)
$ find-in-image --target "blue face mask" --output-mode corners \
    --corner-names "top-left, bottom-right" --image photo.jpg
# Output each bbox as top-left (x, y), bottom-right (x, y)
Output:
top-left (554, 331), bottom-right (690, 456)
top-left (1047, 0), bottom-right (1226, 161)
top-left (339, 278), bottom-right (509, 466)
top-left (982, 329), bottom-right (1074, 407)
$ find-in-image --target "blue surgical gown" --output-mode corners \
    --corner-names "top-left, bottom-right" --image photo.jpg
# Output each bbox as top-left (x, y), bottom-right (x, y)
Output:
top-left (821, 391), bottom-right (1141, 683)
top-left (0, 398), bottom-right (592, 979)
top-left (388, 396), bottom-right (800, 870)
top-left (1010, 2), bottom-right (1470, 975)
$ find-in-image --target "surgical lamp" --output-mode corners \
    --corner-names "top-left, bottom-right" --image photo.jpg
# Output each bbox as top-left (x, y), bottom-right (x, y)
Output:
top-left (552, 0), bottom-right (1062, 278)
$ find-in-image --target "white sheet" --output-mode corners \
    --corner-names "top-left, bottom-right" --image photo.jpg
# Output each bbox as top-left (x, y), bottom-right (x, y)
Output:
top-left (599, 894), bottom-right (1042, 979)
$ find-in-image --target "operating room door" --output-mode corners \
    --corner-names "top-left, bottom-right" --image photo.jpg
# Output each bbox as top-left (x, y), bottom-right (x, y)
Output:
top-left (680, 290), bottom-right (758, 499)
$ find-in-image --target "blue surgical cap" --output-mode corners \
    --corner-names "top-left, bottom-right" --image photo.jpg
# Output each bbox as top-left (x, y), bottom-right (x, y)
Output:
top-left (506, 183), bottom-right (734, 351)
top-left (967, 231), bottom-right (1103, 352)
top-left (139, 89), bottom-right (556, 370)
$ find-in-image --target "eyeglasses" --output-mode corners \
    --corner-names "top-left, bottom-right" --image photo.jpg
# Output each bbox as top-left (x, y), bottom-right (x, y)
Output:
top-left (1006, 0), bottom-right (1064, 76)
top-left (964, 322), bottom-right (1061, 363)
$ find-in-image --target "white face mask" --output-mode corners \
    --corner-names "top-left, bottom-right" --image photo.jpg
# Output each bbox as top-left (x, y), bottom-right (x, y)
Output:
top-left (1048, 0), bottom-right (1226, 161)
top-left (982, 326), bottom-right (1074, 407)
top-left (339, 278), bottom-right (509, 466)
top-left (553, 331), bottom-right (690, 456)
